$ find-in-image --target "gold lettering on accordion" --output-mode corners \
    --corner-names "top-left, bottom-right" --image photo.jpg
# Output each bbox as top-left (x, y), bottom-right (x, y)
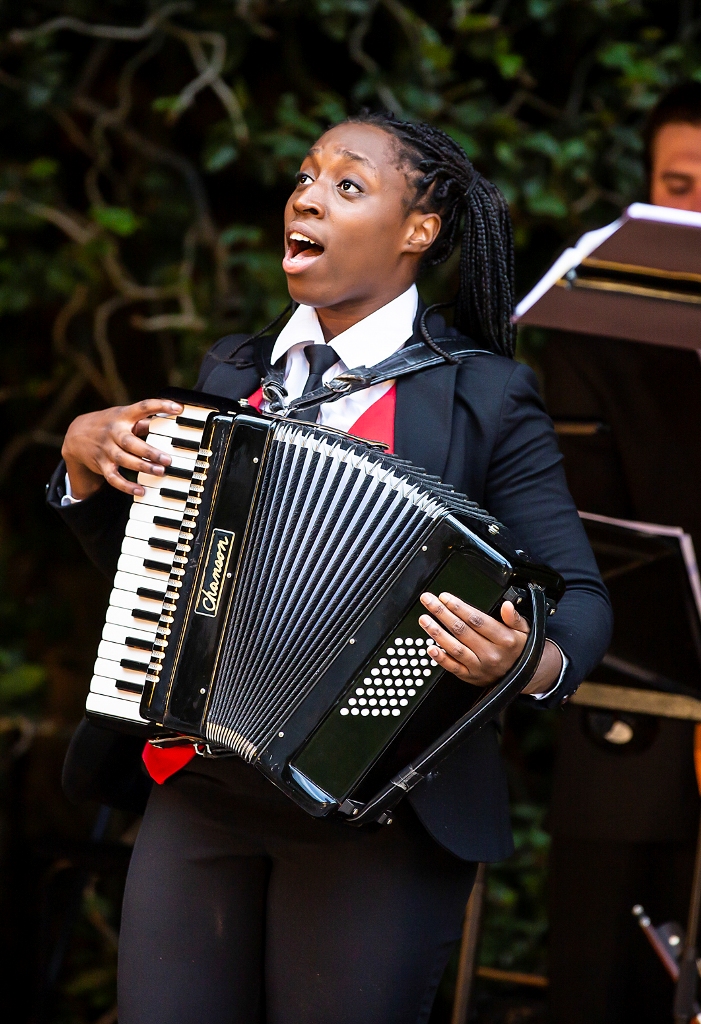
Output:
top-left (195, 528), bottom-right (235, 617)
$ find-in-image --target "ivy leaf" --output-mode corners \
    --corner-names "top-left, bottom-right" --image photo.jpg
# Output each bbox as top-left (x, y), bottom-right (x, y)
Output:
top-left (220, 225), bottom-right (263, 247)
top-left (152, 95), bottom-right (181, 114)
top-left (0, 663), bottom-right (45, 701)
top-left (204, 143), bottom-right (238, 173)
top-left (91, 206), bottom-right (141, 237)
top-left (26, 157), bottom-right (58, 180)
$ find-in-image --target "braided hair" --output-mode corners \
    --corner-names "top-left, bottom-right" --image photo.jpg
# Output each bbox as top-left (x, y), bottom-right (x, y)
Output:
top-left (347, 111), bottom-right (516, 359)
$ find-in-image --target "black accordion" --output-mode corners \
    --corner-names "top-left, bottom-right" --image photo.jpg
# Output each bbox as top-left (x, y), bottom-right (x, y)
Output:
top-left (89, 389), bottom-right (564, 824)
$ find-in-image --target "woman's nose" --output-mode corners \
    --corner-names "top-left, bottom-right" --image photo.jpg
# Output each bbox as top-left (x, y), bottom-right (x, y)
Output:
top-left (292, 181), bottom-right (325, 217)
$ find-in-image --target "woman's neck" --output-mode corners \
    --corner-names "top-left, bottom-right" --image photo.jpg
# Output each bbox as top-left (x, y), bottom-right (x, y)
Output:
top-left (315, 284), bottom-right (415, 341)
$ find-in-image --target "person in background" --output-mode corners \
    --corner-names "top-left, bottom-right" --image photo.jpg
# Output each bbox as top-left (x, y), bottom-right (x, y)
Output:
top-left (542, 82), bottom-right (701, 1024)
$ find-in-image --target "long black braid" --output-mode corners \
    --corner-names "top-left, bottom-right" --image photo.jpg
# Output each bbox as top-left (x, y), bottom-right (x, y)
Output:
top-left (347, 111), bottom-right (517, 359)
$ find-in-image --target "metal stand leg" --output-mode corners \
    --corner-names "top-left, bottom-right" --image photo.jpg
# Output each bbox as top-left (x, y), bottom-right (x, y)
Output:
top-left (675, 808), bottom-right (701, 1024)
top-left (452, 862), bottom-right (487, 1024)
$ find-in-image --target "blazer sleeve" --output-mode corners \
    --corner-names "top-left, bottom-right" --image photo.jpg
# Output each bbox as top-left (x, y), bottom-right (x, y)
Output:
top-left (482, 362), bottom-right (613, 707)
top-left (46, 459), bottom-right (131, 580)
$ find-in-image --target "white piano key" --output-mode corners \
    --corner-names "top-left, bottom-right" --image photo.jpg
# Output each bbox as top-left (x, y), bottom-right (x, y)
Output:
top-left (112, 573), bottom-right (168, 599)
top-left (148, 409), bottom-right (209, 440)
top-left (87, 689), bottom-right (148, 722)
top-left (107, 590), bottom-right (163, 626)
top-left (133, 485), bottom-right (189, 513)
top-left (98, 640), bottom-right (152, 667)
top-left (169, 403), bottom-right (214, 421)
top-left (145, 431), bottom-right (199, 461)
top-left (102, 622), bottom-right (156, 647)
top-left (125, 516), bottom-right (181, 545)
top-left (95, 656), bottom-right (150, 685)
top-left (90, 674), bottom-right (143, 702)
top-left (121, 536), bottom-right (176, 567)
top-left (117, 552), bottom-right (173, 580)
top-left (137, 452), bottom-right (195, 490)
top-left (127, 502), bottom-right (183, 528)
top-left (105, 604), bottom-right (158, 634)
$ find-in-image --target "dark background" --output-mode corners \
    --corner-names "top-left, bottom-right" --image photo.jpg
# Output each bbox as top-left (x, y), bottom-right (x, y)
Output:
top-left (0, 2), bottom-right (698, 1020)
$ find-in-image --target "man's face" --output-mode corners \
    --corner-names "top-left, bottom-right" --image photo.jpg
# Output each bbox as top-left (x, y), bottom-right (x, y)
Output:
top-left (650, 122), bottom-right (701, 212)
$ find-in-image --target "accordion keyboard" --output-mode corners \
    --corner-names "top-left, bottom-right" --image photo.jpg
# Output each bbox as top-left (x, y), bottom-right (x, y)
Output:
top-left (86, 404), bottom-right (210, 726)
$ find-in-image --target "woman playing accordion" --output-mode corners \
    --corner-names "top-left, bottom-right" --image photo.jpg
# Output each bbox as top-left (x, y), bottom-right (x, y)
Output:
top-left (48, 113), bottom-right (611, 1024)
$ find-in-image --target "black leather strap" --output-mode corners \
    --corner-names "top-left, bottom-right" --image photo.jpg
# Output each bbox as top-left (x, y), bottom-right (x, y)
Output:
top-left (261, 336), bottom-right (493, 414)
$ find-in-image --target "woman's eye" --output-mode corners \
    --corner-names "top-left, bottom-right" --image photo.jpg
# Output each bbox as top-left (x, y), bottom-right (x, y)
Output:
top-left (339, 179), bottom-right (361, 194)
top-left (296, 172), bottom-right (313, 186)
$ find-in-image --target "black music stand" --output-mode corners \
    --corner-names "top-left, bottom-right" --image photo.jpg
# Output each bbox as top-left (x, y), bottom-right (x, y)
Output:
top-left (572, 513), bottom-right (701, 1024)
top-left (513, 203), bottom-right (701, 351)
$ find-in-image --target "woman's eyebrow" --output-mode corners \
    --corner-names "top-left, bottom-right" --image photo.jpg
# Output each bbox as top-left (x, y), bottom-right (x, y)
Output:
top-left (306, 145), bottom-right (376, 170)
top-left (335, 148), bottom-right (375, 169)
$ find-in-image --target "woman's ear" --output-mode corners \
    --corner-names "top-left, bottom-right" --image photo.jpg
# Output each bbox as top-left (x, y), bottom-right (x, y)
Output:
top-left (403, 211), bottom-right (442, 255)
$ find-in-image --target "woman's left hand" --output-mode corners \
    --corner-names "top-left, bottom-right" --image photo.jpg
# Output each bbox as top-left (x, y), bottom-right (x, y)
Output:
top-left (418, 592), bottom-right (562, 695)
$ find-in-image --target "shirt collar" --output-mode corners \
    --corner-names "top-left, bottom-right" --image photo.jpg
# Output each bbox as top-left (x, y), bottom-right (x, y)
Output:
top-left (270, 284), bottom-right (418, 369)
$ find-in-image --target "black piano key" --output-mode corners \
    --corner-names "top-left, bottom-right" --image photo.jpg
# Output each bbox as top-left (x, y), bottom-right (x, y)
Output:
top-left (176, 415), bottom-right (206, 429)
top-left (143, 558), bottom-right (172, 574)
top-left (126, 636), bottom-right (154, 652)
top-left (171, 437), bottom-right (199, 452)
top-left (160, 487), bottom-right (188, 500)
top-left (164, 465), bottom-right (193, 481)
top-left (137, 586), bottom-right (167, 601)
top-left (132, 608), bottom-right (160, 623)
top-left (120, 658), bottom-right (149, 672)
top-left (116, 680), bottom-right (145, 694)
top-left (149, 537), bottom-right (177, 552)
top-left (153, 515), bottom-right (182, 530)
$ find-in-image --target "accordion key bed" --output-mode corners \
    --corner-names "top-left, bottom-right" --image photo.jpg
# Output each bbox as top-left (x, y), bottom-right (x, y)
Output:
top-left (88, 389), bottom-right (564, 824)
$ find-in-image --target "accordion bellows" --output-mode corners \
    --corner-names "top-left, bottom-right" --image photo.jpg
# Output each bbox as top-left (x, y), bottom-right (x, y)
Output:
top-left (88, 392), bottom-right (564, 820)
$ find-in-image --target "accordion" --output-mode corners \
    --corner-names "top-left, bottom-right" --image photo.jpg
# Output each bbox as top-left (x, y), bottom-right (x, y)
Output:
top-left (88, 389), bottom-right (564, 824)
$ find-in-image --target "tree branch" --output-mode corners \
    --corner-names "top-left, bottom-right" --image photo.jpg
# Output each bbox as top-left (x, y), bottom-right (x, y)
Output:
top-left (347, 4), bottom-right (403, 115)
top-left (0, 370), bottom-right (87, 483)
top-left (9, 3), bottom-right (192, 44)
top-left (165, 25), bottom-right (249, 142)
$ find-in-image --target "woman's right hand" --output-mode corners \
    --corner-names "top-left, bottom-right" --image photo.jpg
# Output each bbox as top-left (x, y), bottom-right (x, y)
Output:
top-left (62, 398), bottom-right (184, 500)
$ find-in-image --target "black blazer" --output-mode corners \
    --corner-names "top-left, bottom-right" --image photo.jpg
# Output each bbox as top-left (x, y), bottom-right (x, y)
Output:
top-left (47, 308), bottom-right (612, 861)
top-left (542, 333), bottom-right (701, 844)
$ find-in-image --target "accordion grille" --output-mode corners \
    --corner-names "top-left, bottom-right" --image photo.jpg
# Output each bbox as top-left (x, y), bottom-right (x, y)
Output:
top-left (204, 424), bottom-right (446, 759)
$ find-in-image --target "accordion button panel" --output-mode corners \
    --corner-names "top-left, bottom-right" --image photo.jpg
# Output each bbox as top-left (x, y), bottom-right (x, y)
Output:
top-left (87, 405), bottom-right (210, 727)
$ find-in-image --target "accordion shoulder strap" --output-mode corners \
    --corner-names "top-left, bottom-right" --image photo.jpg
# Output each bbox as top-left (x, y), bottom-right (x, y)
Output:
top-left (261, 336), bottom-right (494, 415)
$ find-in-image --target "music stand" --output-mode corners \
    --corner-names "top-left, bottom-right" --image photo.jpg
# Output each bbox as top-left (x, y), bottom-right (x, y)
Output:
top-left (571, 513), bottom-right (701, 1024)
top-left (513, 203), bottom-right (701, 351)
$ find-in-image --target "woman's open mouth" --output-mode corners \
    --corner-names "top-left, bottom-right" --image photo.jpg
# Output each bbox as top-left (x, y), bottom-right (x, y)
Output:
top-left (283, 231), bottom-right (325, 274)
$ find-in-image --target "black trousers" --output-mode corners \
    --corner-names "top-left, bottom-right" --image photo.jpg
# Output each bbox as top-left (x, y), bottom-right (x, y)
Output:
top-left (118, 757), bottom-right (477, 1024)
top-left (548, 836), bottom-right (696, 1024)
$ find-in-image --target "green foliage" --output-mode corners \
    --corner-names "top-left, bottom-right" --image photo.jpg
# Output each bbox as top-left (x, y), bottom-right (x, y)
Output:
top-left (481, 804), bottom-right (552, 974)
top-left (90, 206), bottom-right (141, 237)
top-left (0, 657), bottom-right (45, 703)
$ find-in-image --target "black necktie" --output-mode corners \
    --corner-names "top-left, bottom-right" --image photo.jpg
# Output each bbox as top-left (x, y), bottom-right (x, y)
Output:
top-left (287, 344), bottom-right (340, 422)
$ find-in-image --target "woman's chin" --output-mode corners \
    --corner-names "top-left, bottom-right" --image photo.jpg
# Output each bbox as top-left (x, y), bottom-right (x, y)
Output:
top-left (284, 262), bottom-right (338, 307)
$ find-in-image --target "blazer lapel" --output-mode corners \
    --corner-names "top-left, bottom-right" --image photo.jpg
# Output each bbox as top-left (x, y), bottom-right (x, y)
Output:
top-left (200, 335), bottom-right (276, 400)
top-left (394, 304), bottom-right (458, 478)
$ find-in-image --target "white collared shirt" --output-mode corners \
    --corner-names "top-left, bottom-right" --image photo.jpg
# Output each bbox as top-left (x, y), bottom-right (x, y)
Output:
top-left (266, 284), bottom-right (418, 431)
